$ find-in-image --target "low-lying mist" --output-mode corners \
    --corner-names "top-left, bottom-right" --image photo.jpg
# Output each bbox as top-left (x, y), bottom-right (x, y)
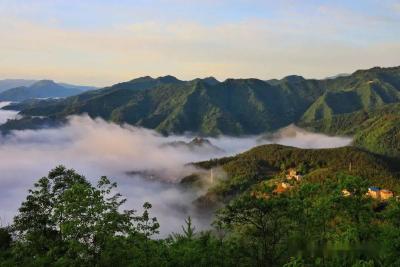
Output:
top-left (0, 102), bottom-right (18, 124)
top-left (0, 110), bottom-right (352, 236)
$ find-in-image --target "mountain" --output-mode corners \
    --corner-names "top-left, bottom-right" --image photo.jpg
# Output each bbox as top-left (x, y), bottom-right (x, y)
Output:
top-left (191, 77), bottom-right (220, 86)
top-left (325, 73), bottom-right (350, 79)
top-left (0, 80), bottom-right (95, 101)
top-left (161, 137), bottom-right (224, 154)
top-left (58, 83), bottom-right (97, 92)
top-left (0, 79), bottom-right (37, 93)
top-left (301, 66), bottom-right (400, 123)
top-left (1, 66), bottom-right (400, 158)
top-left (3, 75), bottom-right (325, 135)
top-left (188, 144), bottom-right (400, 206)
top-left (299, 103), bottom-right (400, 158)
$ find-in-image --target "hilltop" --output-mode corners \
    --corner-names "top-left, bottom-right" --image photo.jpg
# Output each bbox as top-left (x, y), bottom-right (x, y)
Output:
top-left (0, 80), bottom-right (96, 101)
top-left (2, 66), bottom-right (400, 158)
top-left (187, 144), bottom-right (400, 207)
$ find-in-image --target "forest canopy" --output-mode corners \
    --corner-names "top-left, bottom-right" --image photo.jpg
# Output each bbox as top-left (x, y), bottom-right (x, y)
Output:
top-left (1, 164), bottom-right (400, 266)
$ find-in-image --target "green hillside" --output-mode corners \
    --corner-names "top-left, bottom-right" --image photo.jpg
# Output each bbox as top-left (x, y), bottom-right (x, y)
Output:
top-left (5, 163), bottom-right (400, 266)
top-left (3, 66), bottom-right (399, 136)
top-left (301, 66), bottom-right (400, 123)
top-left (353, 115), bottom-right (400, 158)
top-left (299, 103), bottom-right (400, 158)
top-left (1, 66), bottom-right (400, 158)
top-left (190, 144), bottom-right (400, 206)
top-left (8, 75), bottom-right (324, 135)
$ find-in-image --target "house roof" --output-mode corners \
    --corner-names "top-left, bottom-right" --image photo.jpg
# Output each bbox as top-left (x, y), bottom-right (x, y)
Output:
top-left (369, 186), bottom-right (381, 192)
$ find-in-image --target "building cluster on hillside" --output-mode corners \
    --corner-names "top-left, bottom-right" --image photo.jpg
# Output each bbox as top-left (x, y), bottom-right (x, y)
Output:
top-left (273, 169), bottom-right (302, 195)
top-left (366, 187), bottom-right (394, 200)
top-left (342, 186), bottom-right (394, 201)
top-left (251, 167), bottom-right (396, 203)
top-left (286, 169), bottom-right (302, 181)
top-left (251, 169), bottom-right (302, 200)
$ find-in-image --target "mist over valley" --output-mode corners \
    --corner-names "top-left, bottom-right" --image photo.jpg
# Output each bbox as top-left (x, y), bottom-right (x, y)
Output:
top-left (0, 106), bottom-right (352, 235)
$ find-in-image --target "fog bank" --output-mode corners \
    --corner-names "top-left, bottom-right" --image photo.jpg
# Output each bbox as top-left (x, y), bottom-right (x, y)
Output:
top-left (0, 102), bottom-right (18, 124)
top-left (0, 110), bottom-right (352, 235)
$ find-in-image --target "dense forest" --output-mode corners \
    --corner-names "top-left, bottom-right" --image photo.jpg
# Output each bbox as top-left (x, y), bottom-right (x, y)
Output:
top-left (2, 66), bottom-right (400, 159)
top-left (2, 142), bottom-right (400, 266)
top-left (299, 103), bottom-right (400, 158)
top-left (0, 66), bottom-right (399, 266)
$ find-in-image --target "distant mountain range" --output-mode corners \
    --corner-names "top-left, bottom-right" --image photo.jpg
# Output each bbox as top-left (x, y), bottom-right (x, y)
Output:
top-left (2, 66), bottom-right (400, 158)
top-left (3, 74), bottom-right (326, 135)
top-left (0, 79), bottom-right (37, 93)
top-left (0, 79), bottom-right (96, 101)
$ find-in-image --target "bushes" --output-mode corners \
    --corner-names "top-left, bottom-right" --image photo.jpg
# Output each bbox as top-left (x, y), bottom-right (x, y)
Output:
top-left (2, 167), bottom-right (400, 266)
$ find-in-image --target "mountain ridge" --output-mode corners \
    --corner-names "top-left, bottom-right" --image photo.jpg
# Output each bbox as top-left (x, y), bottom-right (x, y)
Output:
top-left (0, 80), bottom-right (96, 101)
top-left (1, 66), bottom-right (400, 158)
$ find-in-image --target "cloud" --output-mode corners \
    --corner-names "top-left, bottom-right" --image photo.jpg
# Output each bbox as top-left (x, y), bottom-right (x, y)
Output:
top-left (393, 2), bottom-right (400, 13)
top-left (0, 102), bottom-right (19, 124)
top-left (0, 2), bottom-right (399, 86)
top-left (0, 109), bottom-right (352, 235)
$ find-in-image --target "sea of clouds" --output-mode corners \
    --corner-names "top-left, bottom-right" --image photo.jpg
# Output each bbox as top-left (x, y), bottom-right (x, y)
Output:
top-left (0, 102), bottom-right (18, 124)
top-left (0, 104), bottom-right (352, 236)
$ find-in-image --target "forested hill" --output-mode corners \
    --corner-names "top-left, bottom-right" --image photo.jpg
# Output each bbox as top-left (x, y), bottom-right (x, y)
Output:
top-left (188, 144), bottom-right (400, 209)
top-left (299, 103), bottom-right (400, 158)
top-left (5, 75), bottom-right (325, 135)
top-left (300, 66), bottom-right (400, 123)
top-left (4, 66), bottom-right (400, 136)
top-left (2, 66), bottom-right (400, 158)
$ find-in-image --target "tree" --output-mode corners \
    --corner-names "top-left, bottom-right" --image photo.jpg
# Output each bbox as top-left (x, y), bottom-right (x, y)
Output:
top-left (0, 227), bottom-right (11, 251)
top-left (11, 166), bottom-right (155, 266)
top-left (216, 194), bottom-right (292, 267)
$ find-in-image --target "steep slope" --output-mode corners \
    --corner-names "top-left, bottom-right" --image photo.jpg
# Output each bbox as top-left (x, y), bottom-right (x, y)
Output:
top-left (0, 79), bottom-right (37, 93)
top-left (301, 66), bottom-right (400, 122)
top-left (299, 103), bottom-right (400, 158)
top-left (9, 76), bottom-right (324, 135)
top-left (2, 66), bottom-right (400, 139)
top-left (190, 144), bottom-right (400, 204)
top-left (0, 80), bottom-right (95, 101)
top-left (353, 115), bottom-right (400, 158)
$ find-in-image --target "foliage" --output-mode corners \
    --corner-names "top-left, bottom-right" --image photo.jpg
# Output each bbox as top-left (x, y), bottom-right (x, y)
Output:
top-left (3, 66), bottom-right (400, 159)
top-left (1, 165), bottom-right (400, 266)
top-left (194, 144), bottom-right (400, 202)
top-left (299, 103), bottom-right (400, 158)
top-left (8, 166), bottom-right (158, 267)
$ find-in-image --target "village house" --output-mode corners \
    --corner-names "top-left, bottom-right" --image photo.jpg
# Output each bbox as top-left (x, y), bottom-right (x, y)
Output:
top-left (286, 169), bottom-right (302, 181)
top-left (273, 182), bottom-right (292, 194)
top-left (368, 187), bottom-right (381, 199)
top-left (342, 189), bottom-right (351, 197)
top-left (367, 187), bottom-right (394, 200)
top-left (380, 189), bottom-right (394, 200)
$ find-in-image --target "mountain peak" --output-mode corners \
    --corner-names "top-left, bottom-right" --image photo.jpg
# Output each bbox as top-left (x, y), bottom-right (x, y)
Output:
top-left (191, 77), bottom-right (220, 86)
top-left (128, 76), bottom-right (154, 83)
top-left (282, 75), bottom-right (305, 83)
top-left (200, 77), bottom-right (219, 86)
top-left (156, 75), bottom-right (181, 83)
top-left (31, 80), bottom-right (58, 88)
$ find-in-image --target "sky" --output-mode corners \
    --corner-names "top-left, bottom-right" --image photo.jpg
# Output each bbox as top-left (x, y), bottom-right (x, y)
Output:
top-left (0, 0), bottom-right (399, 86)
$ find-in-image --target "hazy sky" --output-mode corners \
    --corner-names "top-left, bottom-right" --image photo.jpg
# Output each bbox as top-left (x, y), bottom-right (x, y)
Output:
top-left (0, 0), bottom-right (399, 86)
